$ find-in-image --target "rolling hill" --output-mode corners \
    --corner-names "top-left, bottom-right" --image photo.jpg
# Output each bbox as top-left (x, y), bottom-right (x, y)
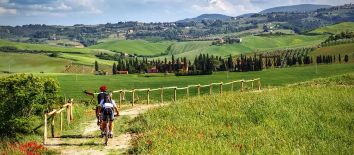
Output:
top-left (310, 22), bottom-right (354, 34)
top-left (0, 52), bottom-right (71, 73)
top-left (89, 39), bottom-right (173, 56)
top-left (177, 14), bottom-right (232, 23)
top-left (260, 4), bottom-right (332, 13)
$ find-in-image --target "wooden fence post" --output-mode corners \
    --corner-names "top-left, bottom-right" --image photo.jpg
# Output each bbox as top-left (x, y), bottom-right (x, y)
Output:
top-left (70, 101), bottom-right (73, 121)
top-left (119, 91), bottom-right (122, 108)
top-left (186, 87), bottom-right (189, 97)
top-left (160, 88), bottom-right (164, 103)
top-left (51, 114), bottom-right (55, 138)
top-left (220, 82), bottom-right (223, 95)
top-left (241, 80), bottom-right (244, 92)
top-left (132, 90), bottom-right (135, 106)
top-left (66, 105), bottom-right (70, 125)
top-left (174, 88), bottom-right (177, 101)
top-left (60, 112), bottom-right (63, 132)
top-left (209, 84), bottom-right (213, 95)
top-left (258, 79), bottom-right (261, 91)
top-left (147, 89), bottom-right (150, 104)
top-left (197, 84), bottom-right (200, 96)
top-left (231, 82), bottom-right (234, 91)
top-left (43, 114), bottom-right (47, 145)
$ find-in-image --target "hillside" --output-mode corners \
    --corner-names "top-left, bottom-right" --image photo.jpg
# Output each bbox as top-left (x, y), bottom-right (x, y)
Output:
top-left (155, 34), bottom-right (327, 59)
top-left (311, 43), bottom-right (354, 63)
top-left (310, 22), bottom-right (354, 34)
top-left (0, 52), bottom-right (71, 73)
top-left (89, 39), bottom-right (173, 56)
top-left (130, 74), bottom-right (354, 154)
top-left (0, 40), bottom-right (115, 67)
top-left (177, 14), bottom-right (232, 23)
top-left (260, 4), bottom-right (332, 13)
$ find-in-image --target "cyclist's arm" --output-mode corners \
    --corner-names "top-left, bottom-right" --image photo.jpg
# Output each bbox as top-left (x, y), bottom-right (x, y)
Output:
top-left (112, 100), bottom-right (119, 116)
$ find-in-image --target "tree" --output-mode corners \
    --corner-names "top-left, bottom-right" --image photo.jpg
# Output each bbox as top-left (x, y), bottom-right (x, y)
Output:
top-left (0, 74), bottom-right (60, 138)
top-left (339, 54), bottom-right (341, 63)
top-left (344, 55), bottom-right (349, 63)
top-left (95, 60), bottom-right (99, 71)
top-left (112, 62), bottom-right (117, 74)
top-left (171, 55), bottom-right (175, 71)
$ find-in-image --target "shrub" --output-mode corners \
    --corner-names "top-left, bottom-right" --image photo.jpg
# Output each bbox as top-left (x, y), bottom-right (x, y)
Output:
top-left (48, 52), bottom-right (59, 57)
top-left (0, 74), bottom-right (60, 138)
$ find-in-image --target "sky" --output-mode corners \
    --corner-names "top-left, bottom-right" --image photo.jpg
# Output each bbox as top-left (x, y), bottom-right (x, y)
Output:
top-left (0, 0), bottom-right (353, 26)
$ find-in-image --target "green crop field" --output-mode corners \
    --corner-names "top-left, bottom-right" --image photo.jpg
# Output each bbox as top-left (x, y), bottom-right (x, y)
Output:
top-left (0, 52), bottom-right (71, 73)
top-left (46, 63), bottom-right (354, 100)
top-left (129, 74), bottom-right (354, 154)
top-left (310, 22), bottom-right (354, 34)
top-left (90, 39), bottom-right (173, 56)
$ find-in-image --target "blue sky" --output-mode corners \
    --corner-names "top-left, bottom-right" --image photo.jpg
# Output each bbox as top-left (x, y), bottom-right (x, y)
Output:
top-left (0, 0), bottom-right (352, 26)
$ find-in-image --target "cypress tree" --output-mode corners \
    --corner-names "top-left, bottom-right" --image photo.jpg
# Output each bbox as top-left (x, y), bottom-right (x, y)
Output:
top-left (172, 55), bottom-right (175, 71)
top-left (344, 55), bottom-right (349, 63)
top-left (339, 54), bottom-right (341, 62)
top-left (94, 60), bottom-right (99, 71)
top-left (112, 62), bottom-right (117, 74)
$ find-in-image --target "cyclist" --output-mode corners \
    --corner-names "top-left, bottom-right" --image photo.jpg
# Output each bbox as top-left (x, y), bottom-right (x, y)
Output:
top-left (100, 92), bottom-right (119, 138)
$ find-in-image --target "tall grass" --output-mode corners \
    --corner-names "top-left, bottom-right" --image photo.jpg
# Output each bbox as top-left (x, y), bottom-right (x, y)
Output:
top-left (129, 75), bottom-right (354, 154)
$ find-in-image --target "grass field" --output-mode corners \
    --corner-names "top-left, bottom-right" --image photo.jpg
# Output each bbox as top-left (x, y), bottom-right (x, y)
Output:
top-left (310, 22), bottom-right (354, 34)
top-left (0, 40), bottom-right (115, 66)
top-left (90, 39), bottom-right (173, 56)
top-left (49, 63), bottom-right (354, 100)
top-left (154, 34), bottom-right (327, 59)
top-left (129, 74), bottom-right (354, 154)
top-left (0, 52), bottom-right (71, 73)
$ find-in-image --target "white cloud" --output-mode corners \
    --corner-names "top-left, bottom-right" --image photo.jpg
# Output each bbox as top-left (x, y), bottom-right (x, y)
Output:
top-left (1, 0), bottom-right (103, 16)
top-left (62, 0), bottom-right (103, 14)
top-left (192, 0), bottom-right (260, 15)
top-left (0, 6), bottom-right (16, 15)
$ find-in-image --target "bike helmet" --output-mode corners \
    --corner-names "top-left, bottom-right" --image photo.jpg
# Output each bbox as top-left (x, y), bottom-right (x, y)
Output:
top-left (100, 85), bottom-right (107, 92)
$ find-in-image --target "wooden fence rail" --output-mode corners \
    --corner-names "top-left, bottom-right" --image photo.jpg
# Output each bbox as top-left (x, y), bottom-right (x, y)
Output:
top-left (96, 78), bottom-right (261, 107)
top-left (43, 99), bottom-right (74, 145)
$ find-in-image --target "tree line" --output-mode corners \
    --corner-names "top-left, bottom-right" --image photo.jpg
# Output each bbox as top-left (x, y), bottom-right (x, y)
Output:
top-left (100, 47), bottom-right (351, 75)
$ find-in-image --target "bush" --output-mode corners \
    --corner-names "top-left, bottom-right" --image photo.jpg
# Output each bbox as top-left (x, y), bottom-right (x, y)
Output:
top-left (49, 52), bottom-right (59, 57)
top-left (0, 74), bottom-right (60, 138)
top-left (175, 70), bottom-right (212, 76)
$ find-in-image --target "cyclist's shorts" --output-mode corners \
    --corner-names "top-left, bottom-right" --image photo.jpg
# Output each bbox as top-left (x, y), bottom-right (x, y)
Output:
top-left (102, 108), bottom-right (114, 121)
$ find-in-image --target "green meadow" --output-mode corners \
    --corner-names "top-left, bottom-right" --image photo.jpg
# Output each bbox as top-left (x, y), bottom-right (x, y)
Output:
top-left (0, 52), bottom-right (71, 73)
top-left (129, 74), bottom-right (354, 154)
top-left (310, 22), bottom-right (354, 34)
top-left (90, 39), bottom-right (173, 56)
top-left (50, 63), bottom-right (354, 101)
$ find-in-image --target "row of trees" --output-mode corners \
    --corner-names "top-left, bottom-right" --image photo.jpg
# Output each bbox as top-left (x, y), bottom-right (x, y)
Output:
top-left (316, 54), bottom-right (350, 64)
top-left (101, 47), bottom-right (350, 75)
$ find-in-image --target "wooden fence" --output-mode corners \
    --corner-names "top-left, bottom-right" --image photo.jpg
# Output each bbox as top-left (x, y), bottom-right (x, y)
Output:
top-left (42, 78), bottom-right (260, 144)
top-left (105, 78), bottom-right (261, 107)
top-left (43, 99), bottom-right (74, 145)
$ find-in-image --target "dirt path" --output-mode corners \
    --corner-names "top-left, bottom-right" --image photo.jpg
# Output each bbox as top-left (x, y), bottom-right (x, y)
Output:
top-left (46, 104), bottom-right (163, 155)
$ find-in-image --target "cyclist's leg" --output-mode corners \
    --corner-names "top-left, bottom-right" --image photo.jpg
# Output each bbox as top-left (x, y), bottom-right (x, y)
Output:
top-left (101, 113), bottom-right (108, 137)
top-left (108, 110), bottom-right (114, 137)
